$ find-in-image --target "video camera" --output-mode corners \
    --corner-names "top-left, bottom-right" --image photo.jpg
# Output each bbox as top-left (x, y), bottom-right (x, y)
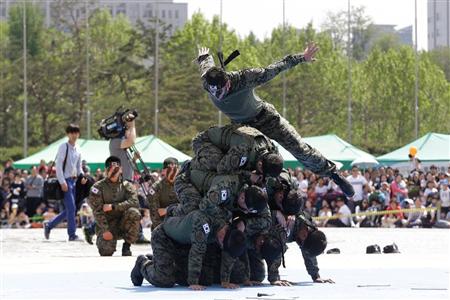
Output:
top-left (98, 106), bottom-right (138, 140)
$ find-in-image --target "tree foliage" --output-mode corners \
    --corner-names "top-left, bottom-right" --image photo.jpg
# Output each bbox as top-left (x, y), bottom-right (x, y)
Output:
top-left (0, 4), bottom-right (449, 162)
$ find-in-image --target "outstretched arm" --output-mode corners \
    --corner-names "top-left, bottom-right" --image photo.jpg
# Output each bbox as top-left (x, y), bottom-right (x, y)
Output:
top-left (196, 47), bottom-right (215, 79)
top-left (231, 42), bottom-right (319, 90)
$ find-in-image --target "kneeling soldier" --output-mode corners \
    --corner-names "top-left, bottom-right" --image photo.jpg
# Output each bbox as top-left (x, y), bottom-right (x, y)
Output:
top-left (88, 156), bottom-right (140, 256)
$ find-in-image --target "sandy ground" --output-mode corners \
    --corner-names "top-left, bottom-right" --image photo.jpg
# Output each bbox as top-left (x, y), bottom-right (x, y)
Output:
top-left (0, 227), bottom-right (449, 300)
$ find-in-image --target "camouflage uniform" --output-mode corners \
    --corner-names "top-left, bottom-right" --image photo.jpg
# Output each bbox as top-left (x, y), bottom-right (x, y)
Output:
top-left (171, 168), bottom-right (248, 224)
top-left (191, 124), bottom-right (278, 174)
top-left (140, 210), bottom-right (234, 287)
top-left (197, 53), bottom-right (336, 176)
top-left (88, 178), bottom-right (140, 256)
top-left (266, 169), bottom-right (300, 211)
top-left (147, 178), bottom-right (178, 229)
top-left (171, 164), bottom-right (203, 217)
top-left (248, 214), bottom-right (287, 283)
top-left (286, 211), bottom-right (321, 281)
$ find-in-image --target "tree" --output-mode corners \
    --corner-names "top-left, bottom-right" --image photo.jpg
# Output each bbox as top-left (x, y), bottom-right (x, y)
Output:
top-left (321, 6), bottom-right (373, 60)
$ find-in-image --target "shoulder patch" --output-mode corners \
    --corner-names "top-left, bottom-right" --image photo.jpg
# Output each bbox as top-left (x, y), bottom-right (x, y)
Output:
top-left (202, 223), bottom-right (210, 235)
top-left (239, 156), bottom-right (248, 167)
top-left (91, 186), bottom-right (100, 195)
top-left (220, 189), bottom-right (228, 202)
top-left (148, 188), bottom-right (156, 195)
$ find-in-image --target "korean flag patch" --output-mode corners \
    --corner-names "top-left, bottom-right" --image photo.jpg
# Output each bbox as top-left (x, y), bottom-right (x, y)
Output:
top-left (148, 188), bottom-right (156, 195)
top-left (239, 156), bottom-right (248, 167)
top-left (91, 187), bottom-right (100, 194)
top-left (202, 223), bottom-right (210, 235)
top-left (220, 189), bottom-right (228, 202)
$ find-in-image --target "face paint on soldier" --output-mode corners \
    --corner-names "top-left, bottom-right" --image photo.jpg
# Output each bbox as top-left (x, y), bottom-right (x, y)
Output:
top-left (107, 163), bottom-right (122, 182)
top-left (237, 191), bottom-right (258, 214)
top-left (254, 234), bottom-right (265, 252)
top-left (207, 80), bottom-right (231, 101)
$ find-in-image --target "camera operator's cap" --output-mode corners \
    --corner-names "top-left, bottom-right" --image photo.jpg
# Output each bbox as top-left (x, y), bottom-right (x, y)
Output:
top-left (105, 156), bottom-right (121, 168)
top-left (163, 157), bottom-right (179, 169)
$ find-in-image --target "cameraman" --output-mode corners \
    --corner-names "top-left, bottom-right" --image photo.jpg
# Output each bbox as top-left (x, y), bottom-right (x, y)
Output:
top-left (109, 112), bottom-right (136, 182)
top-left (84, 111), bottom-right (150, 244)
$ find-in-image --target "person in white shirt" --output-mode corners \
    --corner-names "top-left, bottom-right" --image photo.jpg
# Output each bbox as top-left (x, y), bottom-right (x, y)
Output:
top-left (346, 166), bottom-right (368, 210)
top-left (439, 180), bottom-right (450, 217)
top-left (326, 197), bottom-right (352, 227)
top-left (44, 124), bottom-right (86, 241)
top-left (406, 198), bottom-right (426, 227)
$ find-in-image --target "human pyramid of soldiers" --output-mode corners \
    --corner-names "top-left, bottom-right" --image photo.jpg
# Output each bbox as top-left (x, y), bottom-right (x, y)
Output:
top-left (87, 42), bottom-right (355, 290)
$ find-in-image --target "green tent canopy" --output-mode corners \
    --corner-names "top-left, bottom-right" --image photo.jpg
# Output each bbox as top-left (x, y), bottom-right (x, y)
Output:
top-left (377, 133), bottom-right (450, 171)
top-left (13, 135), bottom-right (191, 170)
top-left (275, 134), bottom-right (376, 170)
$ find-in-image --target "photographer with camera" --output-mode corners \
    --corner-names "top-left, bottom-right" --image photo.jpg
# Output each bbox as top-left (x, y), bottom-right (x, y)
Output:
top-left (84, 109), bottom-right (150, 244)
top-left (44, 124), bottom-right (86, 241)
top-left (109, 111), bottom-right (137, 182)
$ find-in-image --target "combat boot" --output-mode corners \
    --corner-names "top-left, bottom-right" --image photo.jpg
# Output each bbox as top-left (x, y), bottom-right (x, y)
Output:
top-left (130, 255), bottom-right (147, 286)
top-left (83, 226), bottom-right (93, 245)
top-left (122, 242), bottom-right (132, 256)
top-left (43, 222), bottom-right (51, 240)
top-left (330, 172), bottom-right (355, 198)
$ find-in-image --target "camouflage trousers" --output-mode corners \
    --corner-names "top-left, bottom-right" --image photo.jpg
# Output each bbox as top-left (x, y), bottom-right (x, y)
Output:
top-left (191, 131), bottom-right (225, 172)
top-left (189, 243), bottom-right (249, 285)
top-left (242, 102), bottom-right (336, 176)
top-left (96, 207), bottom-right (140, 256)
top-left (172, 169), bottom-right (203, 217)
top-left (141, 225), bottom-right (189, 287)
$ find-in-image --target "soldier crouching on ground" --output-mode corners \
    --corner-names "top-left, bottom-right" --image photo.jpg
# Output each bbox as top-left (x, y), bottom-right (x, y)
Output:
top-left (130, 210), bottom-right (247, 290)
top-left (88, 156), bottom-right (140, 256)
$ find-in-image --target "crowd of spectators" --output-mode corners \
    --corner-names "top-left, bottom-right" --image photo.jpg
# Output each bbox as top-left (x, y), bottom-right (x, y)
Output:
top-left (1, 158), bottom-right (449, 230)
top-left (288, 164), bottom-right (450, 228)
top-left (0, 158), bottom-right (161, 230)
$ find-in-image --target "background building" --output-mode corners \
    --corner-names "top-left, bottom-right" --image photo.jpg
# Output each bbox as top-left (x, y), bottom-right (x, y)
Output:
top-left (428, 0), bottom-right (450, 50)
top-left (0, 0), bottom-right (188, 35)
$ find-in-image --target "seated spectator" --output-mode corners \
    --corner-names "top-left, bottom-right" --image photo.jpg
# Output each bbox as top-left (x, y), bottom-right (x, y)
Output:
top-left (30, 203), bottom-right (46, 228)
top-left (379, 182), bottom-right (391, 209)
top-left (304, 199), bottom-right (316, 217)
top-left (1, 201), bottom-right (10, 227)
top-left (422, 194), bottom-right (450, 228)
top-left (316, 200), bottom-right (332, 227)
top-left (43, 205), bottom-right (57, 221)
top-left (439, 179), bottom-right (450, 219)
top-left (382, 200), bottom-right (406, 228)
top-left (296, 171), bottom-right (308, 194)
top-left (354, 199), bottom-right (370, 227)
top-left (390, 174), bottom-right (408, 203)
top-left (7, 202), bottom-right (30, 228)
top-left (406, 198), bottom-right (426, 228)
top-left (326, 197), bottom-right (352, 227)
top-left (364, 197), bottom-right (383, 227)
top-left (423, 180), bottom-right (438, 200)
